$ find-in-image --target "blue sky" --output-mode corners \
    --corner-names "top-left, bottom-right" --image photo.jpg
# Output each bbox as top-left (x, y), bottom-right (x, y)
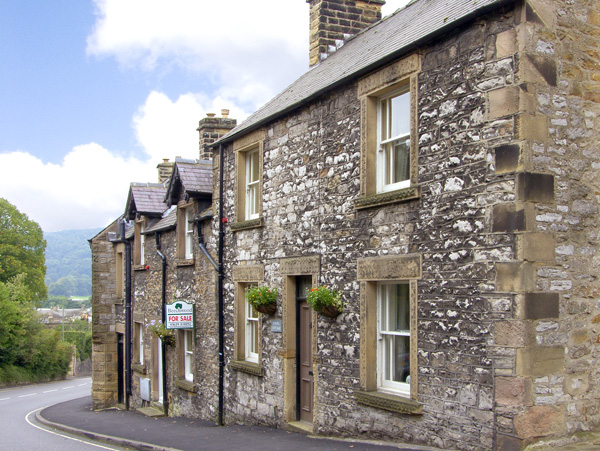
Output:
top-left (0, 0), bottom-right (410, 232)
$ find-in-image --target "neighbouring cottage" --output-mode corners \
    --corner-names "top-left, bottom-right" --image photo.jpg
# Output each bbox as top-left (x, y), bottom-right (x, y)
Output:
top-left (91, 0), bottom-right (600, 449)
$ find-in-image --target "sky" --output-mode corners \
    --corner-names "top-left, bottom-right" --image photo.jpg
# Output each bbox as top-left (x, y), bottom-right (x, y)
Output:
top-left (0, 0), bottom-right (411, 233)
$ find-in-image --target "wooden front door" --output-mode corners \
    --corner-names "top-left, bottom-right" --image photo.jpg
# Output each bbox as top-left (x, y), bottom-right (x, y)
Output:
top-left (296, 276), bottom-right (313, 423)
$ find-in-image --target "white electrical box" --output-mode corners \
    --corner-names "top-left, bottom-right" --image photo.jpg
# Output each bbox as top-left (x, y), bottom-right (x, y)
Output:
top-left (140, 377), bottom-right (151, 402)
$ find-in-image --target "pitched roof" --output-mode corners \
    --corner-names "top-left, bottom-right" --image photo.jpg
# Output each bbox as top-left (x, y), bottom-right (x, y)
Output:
top-left (145, 206), bottom-right (178, 234)
top-left (215, 0), bottom-right (510, 145)
top-left (165, 158), bottom-right (213, 206)
top-left (125, 183), bottom-right (168, 220)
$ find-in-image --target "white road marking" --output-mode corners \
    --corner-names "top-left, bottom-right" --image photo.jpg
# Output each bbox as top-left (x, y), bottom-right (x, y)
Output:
top-left (43, 389), bottom-right (58, 393)
top-left (78, 383), bottom-right (88, 387)
top-left (61, 386), bottom-right (75, 390)
top-left (0, 397), bottom-right (9, 401)
top-left (25, 407), bottom-right (122, 450)
top-left (18, 393), bottom-right (37, 398)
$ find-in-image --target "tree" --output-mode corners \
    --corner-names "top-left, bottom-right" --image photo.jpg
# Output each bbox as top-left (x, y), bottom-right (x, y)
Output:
top-left (0, 199), bottom-right (47, 303)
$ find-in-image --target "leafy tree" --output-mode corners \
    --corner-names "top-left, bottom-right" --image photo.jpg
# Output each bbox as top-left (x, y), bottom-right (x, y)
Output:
top-left (63, 319), bottom-right (92, 360)
top-left (0, 275), bottom-right (71, 383)
top-left (0, 199), bottom-right (47, 303)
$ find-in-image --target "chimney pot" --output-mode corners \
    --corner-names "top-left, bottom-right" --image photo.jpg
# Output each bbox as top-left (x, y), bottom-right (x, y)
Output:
top-left (221, 109), bottom-right (230, 118)
top-left (206, 113), bottom-right (216, 118)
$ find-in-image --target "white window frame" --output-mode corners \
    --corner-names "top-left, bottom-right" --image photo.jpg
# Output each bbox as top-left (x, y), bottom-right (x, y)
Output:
top-left (135, 321), bottom-right (144, 364)
top-left (377, 88), bottom-right (411, 194)
top-left (139, 222), bottom-right (146, 266)
top-left (377, 282), bottom-right (411, 396)
top-left (184, 329), bottom-right (194, 382)
top-left (245, 288), bottom-right (259, 363)
top-left (245, 148), bottom-right (260, 221)
top-left (184, 206), bottom-right (194, 260)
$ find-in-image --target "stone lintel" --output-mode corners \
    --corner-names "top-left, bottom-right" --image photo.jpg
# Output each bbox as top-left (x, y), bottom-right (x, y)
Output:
top-left (232, 264), bottom-right (265, 282)
top-left (516, 346), bottom-right (564, 377)
top-left (517, 292), bottom-right (560, 320)
top-left (357, 254), bottom-right (421, 281)
top-left (516, 233), bottom-right (555, 263)
top-left (496, 261), bottom-right (535, 293)
top-left (516, 172), bottom-right (555, 203)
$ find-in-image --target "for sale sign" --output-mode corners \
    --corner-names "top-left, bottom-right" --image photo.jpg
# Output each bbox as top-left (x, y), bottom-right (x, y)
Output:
top-left (165, 300), bottom-right (194, 329)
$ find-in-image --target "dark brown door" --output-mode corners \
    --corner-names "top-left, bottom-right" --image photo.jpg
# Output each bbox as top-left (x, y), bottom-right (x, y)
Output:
top-left (296, 277), bottom-right (313, 423)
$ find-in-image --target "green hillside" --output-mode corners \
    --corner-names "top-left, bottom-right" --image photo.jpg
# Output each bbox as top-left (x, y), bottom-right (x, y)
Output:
top-left (44, 228), bottom-right (102, 297)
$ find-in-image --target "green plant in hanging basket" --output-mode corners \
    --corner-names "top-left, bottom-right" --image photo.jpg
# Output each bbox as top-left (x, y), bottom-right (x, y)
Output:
top-left (146, 319), bottom-right (176, 346)
top-left (246, 285), bottom-right (278, 314)
top-left (306, 286), bottom-right (343, 317)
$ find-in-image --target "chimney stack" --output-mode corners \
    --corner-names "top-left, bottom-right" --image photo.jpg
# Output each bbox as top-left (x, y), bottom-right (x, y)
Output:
top-left (307, 0), bottom-right (385, 67)
top-left (157, 158), bottom-right (175, 184)
top-left (197, 110), bottom-right (237, 160)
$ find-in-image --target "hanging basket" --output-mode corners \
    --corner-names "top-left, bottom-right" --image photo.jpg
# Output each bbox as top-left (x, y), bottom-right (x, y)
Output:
top-left (162, 334), bottom-right (176, 347)
top-left (255, 303), bottom-right (277, 315)
top-left (320, 304), bottom-right (341, 318)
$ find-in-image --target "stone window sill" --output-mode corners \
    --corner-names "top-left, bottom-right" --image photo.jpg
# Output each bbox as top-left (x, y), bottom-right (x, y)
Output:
top-left (230, 360), bottom-right (263, 377)
top-left (175, 379), bottom-right (196, 393)
top-left (176, 259), bottom-right (195, 267)
top-left (132, 363), bottom-right (146, 375)
top-left (355, 390), bottom-right (422, 415)
top-left (354, 185), bottom-right (420, 210)
top-left (133, 265), bottom-right (148, 271)
top-left (230, 217), bottom-right (263, 232)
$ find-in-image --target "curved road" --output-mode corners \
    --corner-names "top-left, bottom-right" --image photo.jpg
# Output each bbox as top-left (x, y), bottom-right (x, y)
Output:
top-left (0, 377), bottom-right (126, 451)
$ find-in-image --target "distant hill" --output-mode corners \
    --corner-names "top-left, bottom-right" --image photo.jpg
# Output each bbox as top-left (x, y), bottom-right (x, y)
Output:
top-left (44, 228), bottom-right (102, 297)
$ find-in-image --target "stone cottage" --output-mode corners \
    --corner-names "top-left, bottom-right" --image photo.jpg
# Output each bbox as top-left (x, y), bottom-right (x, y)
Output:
top-left (209, 0), bottom-right (600, 450)
top-left (91, 0), bottom-right (600, 449)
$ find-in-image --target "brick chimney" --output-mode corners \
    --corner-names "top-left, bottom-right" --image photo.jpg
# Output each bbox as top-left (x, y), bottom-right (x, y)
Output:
top-left (307, 0), bottom-right (385, 67)
top-left (197, 110), bottom-right (237, 160)
top-left (157, 158), bottom-right (175, 183)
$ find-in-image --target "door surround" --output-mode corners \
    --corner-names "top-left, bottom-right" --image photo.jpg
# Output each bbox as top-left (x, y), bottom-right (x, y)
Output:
top-left (279, 256), bottom-right (319, 426)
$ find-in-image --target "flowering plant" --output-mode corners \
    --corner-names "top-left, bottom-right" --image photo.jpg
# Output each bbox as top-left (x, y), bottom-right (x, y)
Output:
top-left (306, 286), bottom-right (343, 314)
top-left (246, 286), bottom-right (278, 308)
top-left (146, 319), bottom-right (175, 346)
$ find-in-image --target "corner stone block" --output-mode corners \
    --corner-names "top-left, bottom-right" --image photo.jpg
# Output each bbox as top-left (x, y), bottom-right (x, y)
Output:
top-left (494, 321), bottom-right (534, 347)
top-left (516, 113), bottom-right (548, 143)
top-left (516, 346), bottom-right (564, 377)
top-left (492, 203), bottom-right (534, 233)
top-left (521, 54), bottom-right (557, 87)
top-left (514, 405), bottom-right (565, 439)
top-left (518, 292), bottom-right (559, 320)
top-left (516, 233), bottom-right (555, 263)
top-left (496, 29), bottom-right (517, 58)
top-left (496, 262), bottom-right (535, 293)
top-left (495, 144), bottom-right (522, 173)
top-left (496, 376), bottom-right (533, 407)
top-left (489, 86), bottom-right (520, 120)
top-left (495, 433), bottom-right (524, 451)
top-left (516, 172), bottom-right (554, 203)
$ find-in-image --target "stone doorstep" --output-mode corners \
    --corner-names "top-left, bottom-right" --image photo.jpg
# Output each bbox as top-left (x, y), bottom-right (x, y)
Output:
top-left (285, 420), bottom-right (314, 435)
top-left (137, 405), bottom-right (166, 418)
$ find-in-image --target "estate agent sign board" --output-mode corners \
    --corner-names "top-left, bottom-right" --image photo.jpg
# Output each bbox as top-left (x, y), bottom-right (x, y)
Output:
top-left (165, 300), bottom-right (194, 329)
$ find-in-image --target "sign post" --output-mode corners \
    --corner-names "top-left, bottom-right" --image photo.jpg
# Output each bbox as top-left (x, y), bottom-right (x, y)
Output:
top-left (165, 300), bottom-right (194, 330)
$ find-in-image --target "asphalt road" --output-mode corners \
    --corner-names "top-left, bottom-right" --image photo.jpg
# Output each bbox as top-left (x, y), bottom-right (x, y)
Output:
top-left (0, 377), bottom-right (127, 451)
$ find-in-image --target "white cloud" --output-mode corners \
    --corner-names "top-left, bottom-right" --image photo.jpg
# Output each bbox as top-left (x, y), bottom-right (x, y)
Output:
top-left (0, 145), bottom-right (155, 232)
top-left (132, 91), bottom-right (249, 162)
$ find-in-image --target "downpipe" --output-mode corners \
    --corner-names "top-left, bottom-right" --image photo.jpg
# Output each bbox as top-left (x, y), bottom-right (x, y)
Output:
top-left (217, 143), bottom-right (225, 426)
top-left (121, 219), bottom-right (132, 411)
top-left (156, 233), bottom-right (169, 417)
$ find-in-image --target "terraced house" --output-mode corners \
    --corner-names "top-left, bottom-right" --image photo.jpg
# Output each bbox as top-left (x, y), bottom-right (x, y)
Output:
top-left (91, 0), bottom-right (600, 449)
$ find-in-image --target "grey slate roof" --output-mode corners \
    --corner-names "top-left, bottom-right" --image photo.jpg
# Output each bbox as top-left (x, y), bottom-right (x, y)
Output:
top-left (125, 183), bottom-right (168, 220)
top-left (145, 206), bottom-right (178, 234)
top-left (165, 158), bottom-right (213, 206)
top-left (215, 0), bottom-right (510, 145)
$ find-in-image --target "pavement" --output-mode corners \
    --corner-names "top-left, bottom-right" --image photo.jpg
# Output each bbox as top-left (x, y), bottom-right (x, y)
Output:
top-left (36, 396), bottom-right (600, 451)
top-left (36, 396), bottom-right (440, 451)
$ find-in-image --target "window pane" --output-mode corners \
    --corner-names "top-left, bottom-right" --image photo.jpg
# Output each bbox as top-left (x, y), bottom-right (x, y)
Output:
top-left (390, 91), bottom-right (410, 138)
top-left (393, 335), bottom-right (410, 383)
top-left (392, 284), bottom-right (410, 331)
top-left (250, 151), bottom-right (259, 183)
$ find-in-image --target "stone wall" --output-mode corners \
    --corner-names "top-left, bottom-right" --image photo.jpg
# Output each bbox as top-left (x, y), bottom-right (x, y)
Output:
top-left (90, 221), bottom-right (122, 409)
top-left (129, 203), bottom-right (219, 421)
top-left (217, 3), bottom-right (577, 450)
